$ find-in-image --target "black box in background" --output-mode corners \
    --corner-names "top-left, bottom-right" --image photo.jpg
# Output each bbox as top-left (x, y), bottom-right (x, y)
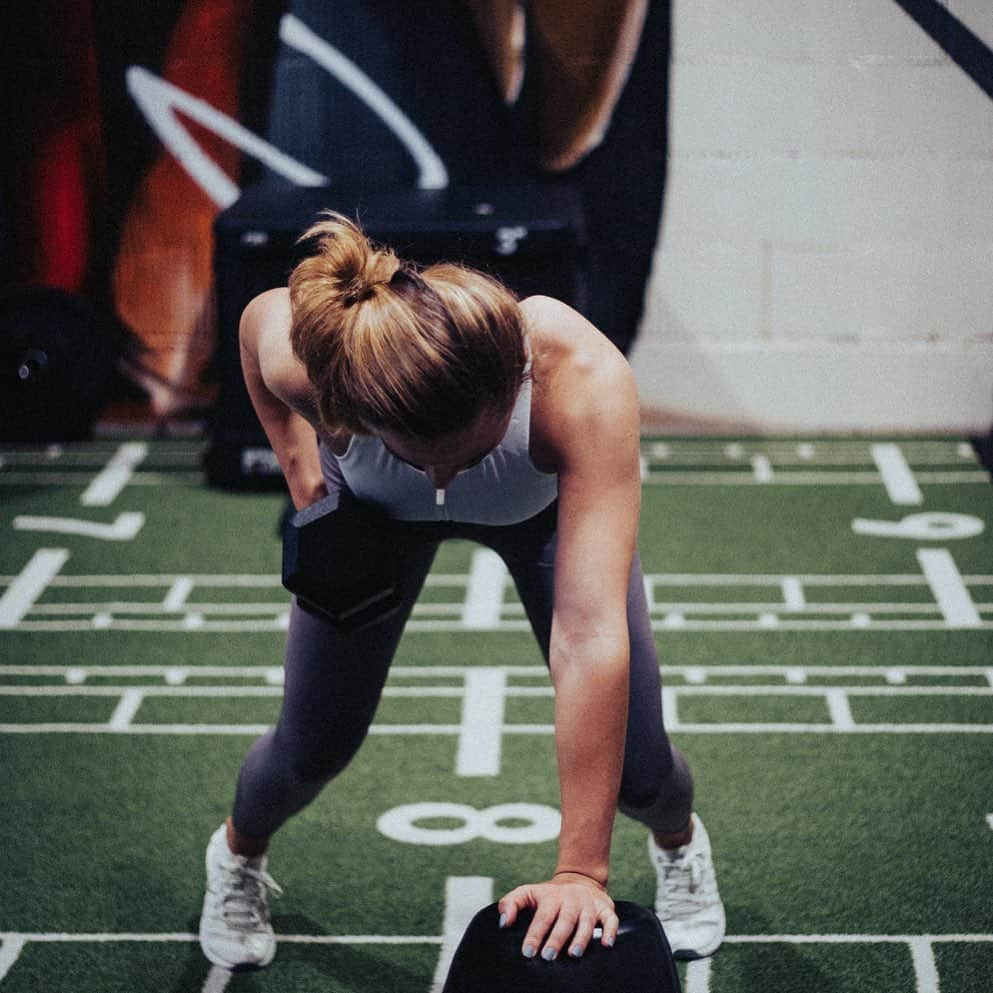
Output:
top-left (205, 182), bottom-right (586, 489)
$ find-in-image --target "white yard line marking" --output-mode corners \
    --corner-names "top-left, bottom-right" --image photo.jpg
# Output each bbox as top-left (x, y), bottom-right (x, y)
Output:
top-left (200, 964), bottom-right (232, 993)
top-left (0, 720), bottom-right (993, 738)
top-left (650, 572), bottom-right (991, 585)
top-left (0, 935), bottom-right (26, 981)
top-left (871, 443), bottom-right (923, 505)
top-left (3, 682), bottom-right (992, 701)
top-left (641, 471), bottom-right (990, 487)
top-left (7, 569), bottom-right (989, 588)
top-left (723, 933), bottom-right (993, 943)
top-left (751, 454), bottom-right (774, 482)
top-left (684, 956), bottom-right (712, 993)
top-left (8, 616), bottom-right (993, 634)
top-left (909, 937), bottom-right (940, 993)
top-left (108, 690), bottom-right (145, 730)
top-left (0, 550), bottom-right (70, 629)
top-left (646, 603), bottom-right (954, 615)
top-left (462, 549), bottom-right (507, 629)
top-left (657, 723), bottom-right (993, 734)
top-left (0, 931), bottom-right (444, 945)
top-left (457, 670), bottom-right (506, 777)
top-left (5, 662), bottom-right (993, 681)
top-left (0, 471), bottom-right (239, 487)
top-left (430, 877), bottom-right (494, 993)
top-left (81, 442), bottom-right (148, 506)
top-left (917, 549), bottom-right (981, 628)
top-left (826, 689), bottom-right (855, 730)
top-left (643, 576), bottom-right (655, 611)
top-left (781, 578), bottom-right (805, 609)
top-left (662, 687), bottom-right (680, 730)
top-left (0, 928), bottom-right (986, 943)
top-left (163, 578), bottom-right (194, 611)
top-left (13, 512), bottom-right (145, 541)
top-left (10, 719), bottom-right (993, 736)
top-left (23, 600), bottom-right (986, 618)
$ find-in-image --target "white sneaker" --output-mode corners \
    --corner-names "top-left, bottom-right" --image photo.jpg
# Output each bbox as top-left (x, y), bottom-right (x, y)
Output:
top-left (648, 813), bottom-right (726, 959)
top-left (199, 823), bottom-right (282, 968)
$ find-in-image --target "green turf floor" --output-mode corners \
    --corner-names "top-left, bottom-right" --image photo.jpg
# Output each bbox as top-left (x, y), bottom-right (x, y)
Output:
top-left (1, 437), bottom-right (991, 992)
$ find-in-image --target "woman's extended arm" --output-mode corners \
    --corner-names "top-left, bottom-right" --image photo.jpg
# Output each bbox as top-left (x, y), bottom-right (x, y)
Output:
top-left (239, 288), bottom-right (328, 511)
top-left (498, 298), bottom-right (642, 959)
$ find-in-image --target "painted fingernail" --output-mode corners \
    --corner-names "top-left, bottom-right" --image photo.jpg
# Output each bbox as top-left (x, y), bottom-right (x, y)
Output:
top-left (523, 944), bottom-right (536, 959)
top-left (499, 913), bottom-right (507, 928)
top-left (569, 944), bottom-right (584, 959)
top-left (604, 936), bottom-right (615, 948)
top-left (542, 946), bottom-right (557, 961)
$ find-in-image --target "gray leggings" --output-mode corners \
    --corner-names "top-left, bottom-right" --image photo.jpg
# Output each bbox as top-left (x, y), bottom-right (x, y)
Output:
top-left (232, 502), bottom-right (693, 839)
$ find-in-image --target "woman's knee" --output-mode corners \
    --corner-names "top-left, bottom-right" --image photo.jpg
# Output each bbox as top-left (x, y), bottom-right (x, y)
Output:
top-left (618, 759), bottom-right (672, 811)
top-left (278, 725), bottom-right (366, 785)
top-left (617, 743), bottom-right (694, 831)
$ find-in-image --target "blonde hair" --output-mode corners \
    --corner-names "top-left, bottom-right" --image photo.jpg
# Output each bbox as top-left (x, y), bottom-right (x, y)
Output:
top-left (288, 211), bottom-right (528, 439)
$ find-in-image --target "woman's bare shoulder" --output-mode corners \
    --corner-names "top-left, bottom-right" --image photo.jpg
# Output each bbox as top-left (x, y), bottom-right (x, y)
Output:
top-left (520, 295), bottom-right (632, 395)
top-left (241, 288), bottom-right (350, 452)
top-left (520, 296), bottom-right (639, 468)
top-left (242, 288), bottom-right (291, 346)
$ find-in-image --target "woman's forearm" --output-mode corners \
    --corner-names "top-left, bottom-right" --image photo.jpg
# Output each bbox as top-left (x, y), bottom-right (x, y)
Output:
top-left (549, 636), bottom-right (629, 885)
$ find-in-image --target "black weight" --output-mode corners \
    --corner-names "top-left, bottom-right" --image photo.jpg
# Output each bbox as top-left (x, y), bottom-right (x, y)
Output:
top-left (442, 901), bottom-right (682, 993)
top-left (0, 287), bottom-right (120, 442)
top-left (281, 492), bottom-right (402, 630)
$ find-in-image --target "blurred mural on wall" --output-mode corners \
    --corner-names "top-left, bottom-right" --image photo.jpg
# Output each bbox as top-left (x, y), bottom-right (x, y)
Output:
top-left (1, 0), bottom-right (670, 421)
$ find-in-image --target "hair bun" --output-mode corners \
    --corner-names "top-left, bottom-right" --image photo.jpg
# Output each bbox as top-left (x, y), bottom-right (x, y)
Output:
top-left (343, 250), bottom-right (401, 307)
top-left (292, 211), bottom-right (402, 310)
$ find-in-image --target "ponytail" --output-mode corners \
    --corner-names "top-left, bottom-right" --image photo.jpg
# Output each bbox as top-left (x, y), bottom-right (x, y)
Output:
top-left (288, 211), bottom-right (527, 439)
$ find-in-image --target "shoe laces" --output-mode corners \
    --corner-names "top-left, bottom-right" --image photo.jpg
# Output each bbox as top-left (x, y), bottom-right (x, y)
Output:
top-left (657, 848), bottom-right (710, 917)
top-left (216, 857), bottom-right (283, 929)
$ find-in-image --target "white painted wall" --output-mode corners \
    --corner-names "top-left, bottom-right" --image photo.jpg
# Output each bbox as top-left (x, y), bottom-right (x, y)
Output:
top-left (631, 0), bottom-right (993, 432)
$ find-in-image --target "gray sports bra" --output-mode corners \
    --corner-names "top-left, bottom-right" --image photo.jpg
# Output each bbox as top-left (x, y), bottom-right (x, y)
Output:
top-left (321, 373), bottom-right (558, 525)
